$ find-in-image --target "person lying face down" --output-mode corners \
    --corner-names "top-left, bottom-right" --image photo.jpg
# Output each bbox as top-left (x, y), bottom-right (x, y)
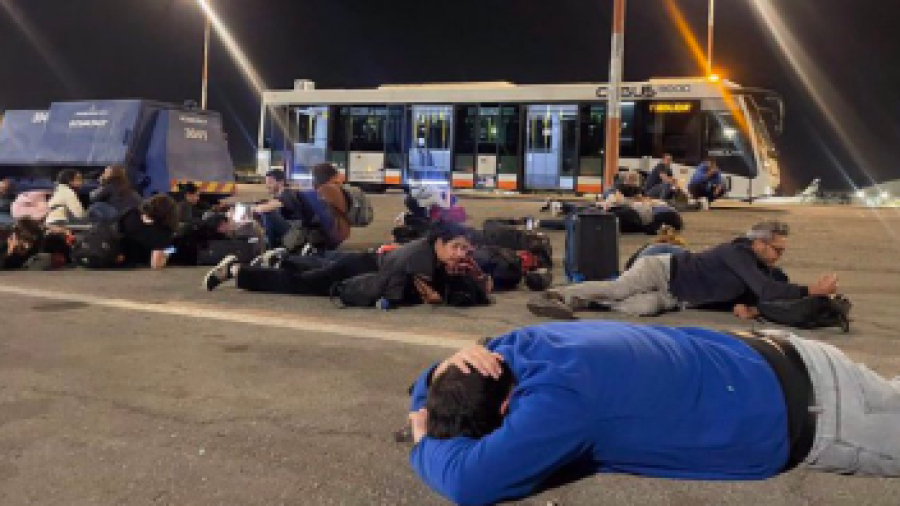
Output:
top-left (407, 321), bottom-right (900, 505)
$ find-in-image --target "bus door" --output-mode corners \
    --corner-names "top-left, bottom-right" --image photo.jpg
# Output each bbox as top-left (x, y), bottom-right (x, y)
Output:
top-left (703, 103), bottom-right (756, 199)
top-left (452, 104), bottom-right (516, 190)
top-left (524, 104), bottom-right (577, 191)
top-left (290, 106), bottom-right (329, 186)
top-left (408, 105), bottom-right (453, 186)
top-left (347, 106), bottom-right (387, 185)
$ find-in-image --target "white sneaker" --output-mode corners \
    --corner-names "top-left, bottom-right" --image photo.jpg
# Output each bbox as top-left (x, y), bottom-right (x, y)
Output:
top-left (700, 197), bottom-right (710, 210)
top-left (203, 255), bottom-right (239, 291)
top-left (251, 247), bottom-right (287, 268)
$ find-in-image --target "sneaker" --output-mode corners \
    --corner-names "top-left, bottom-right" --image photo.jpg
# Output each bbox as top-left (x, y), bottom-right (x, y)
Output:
top-left (700, 197), bottom-right (711, 211)
top-left (527, 293), bottom-right (577, 320)
top-left (300, 243), bottom-right (316, 256)
top-left (250, 247), bottom-right (287, 268)
top-left (539, 198), bottom-right (552, 213)
top-left (203, 255), bottom-right (239, 291)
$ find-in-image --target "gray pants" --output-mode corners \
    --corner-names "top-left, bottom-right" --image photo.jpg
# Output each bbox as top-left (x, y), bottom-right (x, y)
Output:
top-left (551, 255), bottom-right (680, 316)
top-left (789, 335), bottom-right (900, 475)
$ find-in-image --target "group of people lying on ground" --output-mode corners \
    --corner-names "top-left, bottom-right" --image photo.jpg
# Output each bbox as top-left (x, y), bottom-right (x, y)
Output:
top-left (0, 162), bottom-right (355, 272)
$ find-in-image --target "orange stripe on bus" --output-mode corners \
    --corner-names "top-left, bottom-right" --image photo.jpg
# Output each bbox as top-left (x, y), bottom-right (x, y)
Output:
top-left (577, 184), bottom-right (602, 193)
top-left (498, 181), bottom-right (517, 190)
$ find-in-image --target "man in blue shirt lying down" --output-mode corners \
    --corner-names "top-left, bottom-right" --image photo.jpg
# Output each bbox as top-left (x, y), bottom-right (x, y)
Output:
top-left (407, 322), bottom-right (900, 506)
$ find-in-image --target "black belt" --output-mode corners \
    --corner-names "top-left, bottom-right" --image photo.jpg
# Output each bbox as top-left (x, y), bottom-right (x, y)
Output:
top-left (731, 331), bottom-right (818, 470)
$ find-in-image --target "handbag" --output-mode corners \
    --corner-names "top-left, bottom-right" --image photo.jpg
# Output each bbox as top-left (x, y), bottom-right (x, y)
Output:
top-left (757, 294), bottom-right (852, 332)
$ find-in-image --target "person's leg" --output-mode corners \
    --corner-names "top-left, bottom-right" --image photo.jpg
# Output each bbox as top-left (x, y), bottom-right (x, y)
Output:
top-left (710, 184), bottom-right (727, 202)
top-left (299, 251), bottom-right (379, 295)
top-left (260, 211), bottom-right (290, 248)
top-left (235, 266), bottom-right (311, 295)
top-left (605, 291), bottom-right (681, 316)
top-left (528, 255), bottom-right (675, 319)
top-left (790, 336), bottom-right (900, 476)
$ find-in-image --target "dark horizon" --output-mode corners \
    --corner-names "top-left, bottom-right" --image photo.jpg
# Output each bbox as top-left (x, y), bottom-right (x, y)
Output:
top-left (2, 0), bottom-right (899, 193)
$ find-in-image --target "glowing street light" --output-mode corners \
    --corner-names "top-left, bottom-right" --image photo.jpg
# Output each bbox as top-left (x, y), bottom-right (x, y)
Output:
top-left (200, 4), bottom-right (211, 110)
top-left (707, 0), bottom-right (716, 76)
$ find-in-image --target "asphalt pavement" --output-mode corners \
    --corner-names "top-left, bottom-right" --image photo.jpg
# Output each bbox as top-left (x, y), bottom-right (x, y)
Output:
top-left (1, 192), bottom-right (899, 505)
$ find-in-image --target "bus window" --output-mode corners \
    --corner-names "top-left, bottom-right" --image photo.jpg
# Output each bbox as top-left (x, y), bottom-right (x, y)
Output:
top-left (409, 105), bottom-right (453, 185)
top-left (329, 106), bottom-right (350, 171)
top-left (620, 102), bottom-right (637, 158)
top-left (454, 106), bottom-right (477, 175)
top-left (290, 106), bottom-right (329, 183)
top-left (385, 105), bottom-right (406, 171)
top-left (704, 112), bottom-right (755, 178)
top-left (579, 104), bottom-right (606, 177)
top-left (642, 101), bottom-right (702, 165)
top-left (497, 105), bottom-right (520, 179)
top-left (350, 106), bottom-right (387, 152)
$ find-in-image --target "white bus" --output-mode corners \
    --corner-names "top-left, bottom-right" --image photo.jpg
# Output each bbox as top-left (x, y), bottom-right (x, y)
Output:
top-left (257, 77), bottom-right (783, 199)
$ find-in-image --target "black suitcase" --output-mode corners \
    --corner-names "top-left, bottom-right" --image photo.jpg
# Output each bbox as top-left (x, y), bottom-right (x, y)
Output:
top-left (564, 211), bottom-right (619, 282)
top-left (196, 237), bottom-right (264, 266)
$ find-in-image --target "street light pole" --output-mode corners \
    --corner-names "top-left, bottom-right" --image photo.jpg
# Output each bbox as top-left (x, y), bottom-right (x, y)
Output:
top-left (603, 0), bottom-right (627, 191)
top-left (200, 9), bottom-right (211, 110)
top-left (707, 0), bottom-right (715, 75)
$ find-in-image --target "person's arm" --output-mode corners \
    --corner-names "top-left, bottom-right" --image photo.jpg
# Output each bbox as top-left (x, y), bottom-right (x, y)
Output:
top-left (410, 386), bottom-right (587, 505)
top-left (721, 247), bottom-right (809, 301)
top-left (90, 185), bottom-right (111, 204)
top-left (149, 249), bottom-right (168, 269)
top-left (253, 199), bottom-right (283, 214)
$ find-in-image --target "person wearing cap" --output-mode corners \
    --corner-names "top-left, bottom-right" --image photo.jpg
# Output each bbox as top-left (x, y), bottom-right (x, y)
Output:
top-left (407, 321), bottom-right (900, 505)
top-left (527, 220), bottom-right (839, 319)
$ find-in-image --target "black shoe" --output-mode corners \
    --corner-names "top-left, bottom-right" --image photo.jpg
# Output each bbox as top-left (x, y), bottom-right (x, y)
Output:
top-left (203, 255), bottom-right (239, 291)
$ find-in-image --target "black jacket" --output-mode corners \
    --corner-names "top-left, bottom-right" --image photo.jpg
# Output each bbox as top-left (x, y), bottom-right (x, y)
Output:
top-left (669, 237), bottom-right (808, 306)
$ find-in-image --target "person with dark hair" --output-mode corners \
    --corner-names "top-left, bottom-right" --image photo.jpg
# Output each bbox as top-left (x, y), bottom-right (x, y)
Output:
top-left (203, 221), bottom-right (489, 306)
top-left (528, 220), bottom-right (838, 318)
top-left (408, 321), bottom-right (900, 505)
top-left (89, 165), bottom-right (142, 218)
top-left (117, 194), bottom-right (179, 268)
top-left (175, 181), bottom-right (211, 225)
top-left (310, 162), bottom-right (350, 248)
top-left (644, 154), bottom-right (684, 200)
top-left (45, 169), bottom-right (86, 225)
top-left (0, 217), bottom-right (44, 269)
top-left (688, 158), bottom-right (727, 209)
top-left (253, 168), bottom-right (344, 251)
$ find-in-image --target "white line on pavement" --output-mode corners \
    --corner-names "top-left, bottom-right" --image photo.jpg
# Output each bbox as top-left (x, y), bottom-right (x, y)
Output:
top-left (0, 284), bottom-right (472, 349)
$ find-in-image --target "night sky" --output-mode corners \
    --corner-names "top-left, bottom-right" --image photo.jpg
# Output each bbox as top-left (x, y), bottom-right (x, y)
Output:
top-left (2, 0), bottom-right (899, 193)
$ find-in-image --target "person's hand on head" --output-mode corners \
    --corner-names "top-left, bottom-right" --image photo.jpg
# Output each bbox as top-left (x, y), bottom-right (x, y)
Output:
top-left (434, 344), bottom-right (504, 380)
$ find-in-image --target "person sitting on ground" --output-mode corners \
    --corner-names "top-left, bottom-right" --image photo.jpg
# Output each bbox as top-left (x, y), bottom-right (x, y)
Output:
top-left (688, 158), bottom-right (726, 208)
top-left (253, 167), bottom-right (346, 251)
top-left (0, 178), bottom-right (16, 224)
top-left (0, 217), bottom-right (43, 269)
top-left (644, 153), bottom-right (685, 201)
top-left (623, 224), bottom-right (688, 270)
top-left (117, 194), bottom-right (179, 269)
top-left (310, 162), bottom-right (351, 249)
top-left (175, 182), bottom-right (211, 225)
top-left (407, 320), bottom-right (900, 505)
top-left (204, 222), bottom-right (491, 307)
top-left (89, 165), bottom-right (142, 220)
top-left (527, 220), bottom-right (837, 318)
top-left (45, 169), bottom-right (86, 226)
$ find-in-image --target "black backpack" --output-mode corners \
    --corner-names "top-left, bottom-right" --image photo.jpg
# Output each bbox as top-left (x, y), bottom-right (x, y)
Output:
top-left (472, 246), bottom-right (523, 291)
top-left (71, 222), bottom-right (121, 268)
top-left (757, 295), bottom-right (852, 332)
top-left (443, 274), bottom-right (491, 307)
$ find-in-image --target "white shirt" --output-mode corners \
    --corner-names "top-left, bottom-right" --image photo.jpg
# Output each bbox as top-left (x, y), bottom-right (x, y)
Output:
top-left (45, 184), bottom-right (86, 224)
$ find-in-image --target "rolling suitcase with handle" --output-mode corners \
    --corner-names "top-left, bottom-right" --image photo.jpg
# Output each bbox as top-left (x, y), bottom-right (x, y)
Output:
top-left (564, 211), bottom-right (619, 283)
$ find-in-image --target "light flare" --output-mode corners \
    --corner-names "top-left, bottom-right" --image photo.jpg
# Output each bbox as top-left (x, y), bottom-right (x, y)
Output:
top-left (196, 0), bottom-right (266, 97)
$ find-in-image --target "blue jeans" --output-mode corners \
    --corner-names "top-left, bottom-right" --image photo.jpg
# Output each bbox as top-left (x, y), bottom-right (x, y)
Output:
top-left (260, 211), bottom-right (291, 249)
top-left (788, 335), bottom-right (900, 476)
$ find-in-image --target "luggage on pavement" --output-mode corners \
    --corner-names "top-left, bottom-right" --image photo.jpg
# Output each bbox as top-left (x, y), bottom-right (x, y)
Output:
top-left (564, 211), bottom-right (620, 283)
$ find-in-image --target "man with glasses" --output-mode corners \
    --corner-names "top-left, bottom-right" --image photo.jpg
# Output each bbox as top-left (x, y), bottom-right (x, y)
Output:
top-left (528, 220), bottom-right (838, 318)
